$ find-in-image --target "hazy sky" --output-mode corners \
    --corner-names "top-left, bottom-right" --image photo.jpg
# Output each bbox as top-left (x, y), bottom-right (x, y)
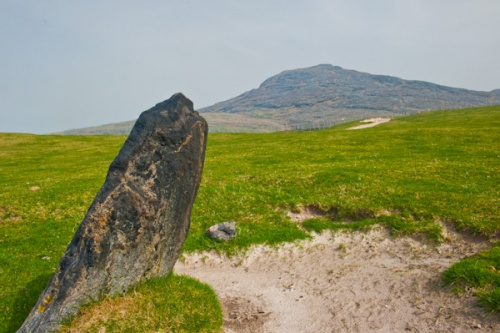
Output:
top-left (1, 0), bottom-right (499, 134)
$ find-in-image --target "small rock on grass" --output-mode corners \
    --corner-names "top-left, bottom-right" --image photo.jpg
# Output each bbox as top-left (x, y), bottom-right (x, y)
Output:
top-left (205, 221), bottom-right (237, 241)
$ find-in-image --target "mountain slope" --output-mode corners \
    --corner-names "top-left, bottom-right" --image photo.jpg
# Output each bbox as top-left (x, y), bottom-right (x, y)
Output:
top-left (200, 64), bottom-right (500, 129)
top-left (57, 64), bottom-right (500, 134)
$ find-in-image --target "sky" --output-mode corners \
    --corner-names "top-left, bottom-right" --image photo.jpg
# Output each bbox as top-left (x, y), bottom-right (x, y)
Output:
top-left (1, 0), bottom-right (499, 134)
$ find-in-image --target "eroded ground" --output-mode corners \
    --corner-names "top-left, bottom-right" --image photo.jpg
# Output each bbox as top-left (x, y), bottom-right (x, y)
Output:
top-left (175, 226), bottom-right (499, 333)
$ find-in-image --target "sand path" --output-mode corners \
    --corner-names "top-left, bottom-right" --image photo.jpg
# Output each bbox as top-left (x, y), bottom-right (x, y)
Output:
top-left (175, 226), bottom-right (499, 332)
top-left (347, 118), bottom-right (391, 130)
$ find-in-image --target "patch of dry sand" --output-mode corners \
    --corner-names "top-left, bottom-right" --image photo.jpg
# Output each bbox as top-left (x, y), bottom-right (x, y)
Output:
top-left (347, 118), bottom-right (391, 130)
top-left (175, 226), bottom-right (499, 332)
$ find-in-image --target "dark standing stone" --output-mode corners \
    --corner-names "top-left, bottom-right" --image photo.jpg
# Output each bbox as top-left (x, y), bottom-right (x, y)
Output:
top-left (17, 93), bottom-right (208, 333)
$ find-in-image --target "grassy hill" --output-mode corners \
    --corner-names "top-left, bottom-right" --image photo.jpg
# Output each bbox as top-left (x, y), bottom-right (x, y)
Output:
top-left (1, 106), bottom-right (499, 331)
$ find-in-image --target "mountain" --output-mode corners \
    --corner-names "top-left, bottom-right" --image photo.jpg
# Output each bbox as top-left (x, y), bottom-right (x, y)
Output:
top-left (57, 64), bottom-right (500, 134)
top-left (200, 64), bottom-right (500, 130)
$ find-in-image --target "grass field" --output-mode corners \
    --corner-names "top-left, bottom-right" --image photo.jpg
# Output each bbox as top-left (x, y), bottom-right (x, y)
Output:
top-left (1, 106), bottom-right (499, 331)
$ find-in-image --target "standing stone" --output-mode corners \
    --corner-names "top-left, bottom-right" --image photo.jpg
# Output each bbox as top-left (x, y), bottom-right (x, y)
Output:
top-left (17, 93), bottom-right (208, 333)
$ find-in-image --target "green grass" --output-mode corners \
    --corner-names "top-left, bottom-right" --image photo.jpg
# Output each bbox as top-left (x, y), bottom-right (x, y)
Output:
top-left (0, 134), bottom-right (127, 333)
top-left (442, 243), bottom-right (500, 313)
top-left (1, 106), bottom-right (499, 331)
top-left (185, 106), bottom-right (499, 254)
top-left (58, 273), bottom-right (222, 333)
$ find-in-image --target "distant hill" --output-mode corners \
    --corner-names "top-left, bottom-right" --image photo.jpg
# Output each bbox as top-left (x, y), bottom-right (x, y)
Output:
top-left (55, 113), bottom-right (286, 135)
top-left (55, 120), bottom-right (136, 135)
top-left (57, 64), bottom-right (500, 134)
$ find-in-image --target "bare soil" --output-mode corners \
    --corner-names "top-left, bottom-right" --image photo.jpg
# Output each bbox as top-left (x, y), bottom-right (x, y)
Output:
top-left (175, 226), bottom-right (500, 332)
top-left (347, 118), bottom-right (391, 130)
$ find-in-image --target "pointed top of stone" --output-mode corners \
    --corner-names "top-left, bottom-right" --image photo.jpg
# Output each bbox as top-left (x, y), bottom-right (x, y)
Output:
top-left (153, 92), bottom-right (194, 112)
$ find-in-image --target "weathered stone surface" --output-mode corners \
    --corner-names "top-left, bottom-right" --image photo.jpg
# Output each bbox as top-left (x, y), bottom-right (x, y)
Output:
top-left (205, 221), bottom-right (237, 241)
top-left (17, 93), bottom-right (208, 333)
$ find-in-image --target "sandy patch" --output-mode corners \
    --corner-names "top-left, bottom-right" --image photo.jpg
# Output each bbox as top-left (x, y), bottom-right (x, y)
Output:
top-left (286, 205), bottom-right (336, 223)
top-left (175, 226), bottom-right (499, 332)
top-left (347, 118), bottom-right (391, 130)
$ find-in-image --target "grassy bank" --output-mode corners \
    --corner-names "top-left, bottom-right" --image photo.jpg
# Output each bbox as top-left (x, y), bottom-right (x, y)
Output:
top-left (58, 273), bottom-right (222, 332)
top-left (443, 242), bottom-right (500, 313)
top-left (1, 106), bottom-right (498, 331)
